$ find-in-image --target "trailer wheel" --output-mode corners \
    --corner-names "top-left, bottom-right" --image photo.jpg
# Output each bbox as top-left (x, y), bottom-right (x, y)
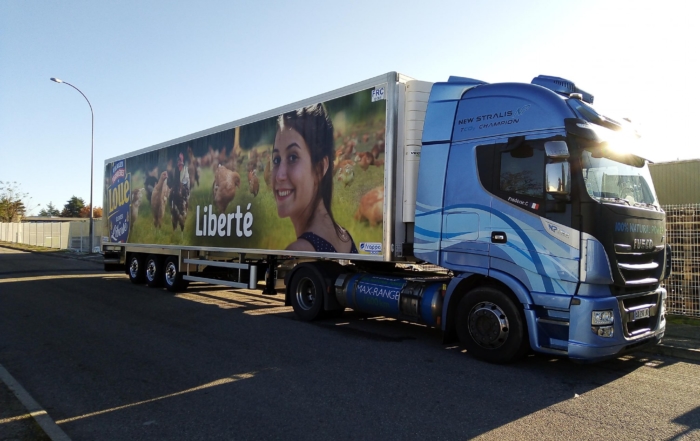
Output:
top-left (145, 255), bottom-right (164, 288)
top-left (289, 267), bottom-right (325, 321)
top-left (128, 254), bottom-right (146, 284)
top-left (456, 286), bottom-right (528, 363)
top-left (163, 256), bottom-right (188, 292)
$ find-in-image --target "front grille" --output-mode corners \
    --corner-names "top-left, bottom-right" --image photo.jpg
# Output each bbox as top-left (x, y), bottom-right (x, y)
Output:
top-left (618, 292), bottom-right (661, 337)
top-left (615, 249), bottom-right (664, 294)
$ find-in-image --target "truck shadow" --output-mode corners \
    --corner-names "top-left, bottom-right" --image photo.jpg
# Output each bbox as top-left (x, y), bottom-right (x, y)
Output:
top-left (670, 405), bottom-right (700, 440)
top-left (2, 254), bottom-right (697, 440)
top-left (156, 280), bottom-right (700, 438)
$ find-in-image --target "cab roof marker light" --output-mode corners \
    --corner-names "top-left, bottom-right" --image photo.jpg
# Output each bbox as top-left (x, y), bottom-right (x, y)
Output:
top-left (532, 75), bottom-right (594, 104)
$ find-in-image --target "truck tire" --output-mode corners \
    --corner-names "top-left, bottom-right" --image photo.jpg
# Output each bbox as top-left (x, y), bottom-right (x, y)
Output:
top-left (163, 256), bottom-right (189, 292)
top-left (145, 255), bottom-right (164, 288)
top-left (128, 254), bottom-right (146, 284)
top-left (456, 286), bottom-right (528, 363)
top-left (289, 267), bottom-right (325, 321)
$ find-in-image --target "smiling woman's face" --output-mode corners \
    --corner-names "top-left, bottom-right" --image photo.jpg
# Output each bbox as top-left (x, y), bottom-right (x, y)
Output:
top-left (272, 127), bottom-right (319, 221)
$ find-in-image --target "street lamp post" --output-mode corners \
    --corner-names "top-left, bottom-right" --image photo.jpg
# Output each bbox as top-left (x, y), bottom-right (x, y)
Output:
top-left (50, 77), bottom-right (95, 253)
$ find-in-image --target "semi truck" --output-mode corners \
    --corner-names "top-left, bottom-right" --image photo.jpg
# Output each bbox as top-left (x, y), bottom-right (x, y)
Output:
top-left (102, 72), bottom-right (669, 363)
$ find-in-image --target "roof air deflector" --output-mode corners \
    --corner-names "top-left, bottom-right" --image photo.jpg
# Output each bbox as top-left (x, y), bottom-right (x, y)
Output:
top-left (532, 75), bottom-right (594, 104)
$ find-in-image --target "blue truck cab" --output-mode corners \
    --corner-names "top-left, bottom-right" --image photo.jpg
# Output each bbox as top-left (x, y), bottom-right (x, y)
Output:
top-left (104, 70), bottom-right (667, 363)
top-left (410, 75), bottom-right (668, 362)
top-left (285, 74), bottom-right (668, 363)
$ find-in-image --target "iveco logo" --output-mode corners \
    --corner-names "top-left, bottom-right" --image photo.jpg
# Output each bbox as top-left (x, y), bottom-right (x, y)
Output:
top-left (633, 239), bottom-right (654, 250)
top-left (547, 223), bottom-right (570, 238)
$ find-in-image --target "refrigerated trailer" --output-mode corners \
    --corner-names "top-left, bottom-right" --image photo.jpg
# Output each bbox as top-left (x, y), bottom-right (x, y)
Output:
top-left (103, 72), bottom-right (669, 363)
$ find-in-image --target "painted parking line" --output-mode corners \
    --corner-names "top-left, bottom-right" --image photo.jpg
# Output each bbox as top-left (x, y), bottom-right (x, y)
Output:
top-left (0, 363), bottom-right (71, 441)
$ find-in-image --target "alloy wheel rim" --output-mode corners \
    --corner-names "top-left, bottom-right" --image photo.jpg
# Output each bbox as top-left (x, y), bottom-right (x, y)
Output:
top-left (468, 301), bottom-right (510, 349)
top-left (146, 261), bottom-right (157, 282)
top-left (165, 262), bottom-right (177, 286)
top-left (294, 277), bottom-right (316, 311)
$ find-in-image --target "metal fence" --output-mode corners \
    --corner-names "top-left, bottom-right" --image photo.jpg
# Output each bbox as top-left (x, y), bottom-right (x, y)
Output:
top-left (663, 204), bottom-right (700, 317)
top-left (0, 219), bottom-right (103, 253)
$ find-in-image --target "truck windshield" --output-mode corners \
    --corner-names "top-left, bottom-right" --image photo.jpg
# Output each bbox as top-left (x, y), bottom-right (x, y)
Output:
top-left (581, 148), bottom-right (659, 209)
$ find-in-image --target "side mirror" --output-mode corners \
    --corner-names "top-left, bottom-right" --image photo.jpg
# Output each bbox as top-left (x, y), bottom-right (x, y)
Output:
top-left (544, 140), bottom-right (569, 159)
top-left (546, 162), bottom-right (571, 198)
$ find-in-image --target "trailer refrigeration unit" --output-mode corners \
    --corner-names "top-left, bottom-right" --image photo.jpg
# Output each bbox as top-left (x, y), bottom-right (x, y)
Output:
top-left (103, 72), bottom-right (669, 363)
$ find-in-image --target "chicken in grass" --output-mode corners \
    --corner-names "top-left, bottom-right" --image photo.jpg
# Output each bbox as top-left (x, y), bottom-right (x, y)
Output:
top-left (354, 186), bottom-right (384, 227)
top-left (151, 171), bottom-right (170, 228)
top-left (212, 164), bottom-right (241, 212)
top-left (187, 146), bottom-right (200, 189)
top-left (199, 146), bottom-right (215, 167)
top-left (210, 147), bottom-right (224, 173)
top-left (218, 146), bottom-right (228, 165)
top-left (144, 165), bottom-right (159, 203)
top-left (224, 148), bottom-right (239, 172)
top-left (263, 153), bottom-right (272, 189)
top-left (371, 139), bottom-right (385, 159)
top-left (130, 187), bottom-right (145, 224)
top-left (355, 151), bottom-right (375, 171)
top-left (169, 153), bottom-right (191, 231)
top-left (248, 169), bottom-right (259, 197)
top-left (335, 162), bottom-right (354, 187)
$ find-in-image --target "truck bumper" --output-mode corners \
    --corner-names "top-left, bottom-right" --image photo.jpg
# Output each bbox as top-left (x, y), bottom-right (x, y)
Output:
top-left (566, 287), bottom-right (666, 362)
top-left (567, 329), bottom-right (664, 362)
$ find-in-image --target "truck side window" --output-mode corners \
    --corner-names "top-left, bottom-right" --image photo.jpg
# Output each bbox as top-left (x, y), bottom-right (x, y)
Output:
top-left (499, 144), bottom-right (544, 198)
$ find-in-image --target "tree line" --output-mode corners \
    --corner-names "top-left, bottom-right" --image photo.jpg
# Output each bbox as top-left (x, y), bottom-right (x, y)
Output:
top-left (0, 181), bottom-right (102, 222)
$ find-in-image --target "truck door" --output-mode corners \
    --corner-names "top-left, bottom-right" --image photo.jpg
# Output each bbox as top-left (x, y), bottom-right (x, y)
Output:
top-left (439, 141), bottom-right (493, 269)
top-left (476, 136), bottom-right (579, 302)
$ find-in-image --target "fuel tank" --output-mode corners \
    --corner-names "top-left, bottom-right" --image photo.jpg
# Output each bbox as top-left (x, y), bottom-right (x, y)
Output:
top-left (335, 274), bottom-right (446, 327)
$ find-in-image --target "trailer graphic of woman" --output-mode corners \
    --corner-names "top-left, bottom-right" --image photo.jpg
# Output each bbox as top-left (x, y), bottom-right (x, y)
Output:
top-left (272, 104), bottom-right (358, 253)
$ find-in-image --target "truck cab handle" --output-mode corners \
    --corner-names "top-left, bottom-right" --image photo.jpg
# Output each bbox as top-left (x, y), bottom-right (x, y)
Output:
top-left (491, 232), bottom-right (507, 244)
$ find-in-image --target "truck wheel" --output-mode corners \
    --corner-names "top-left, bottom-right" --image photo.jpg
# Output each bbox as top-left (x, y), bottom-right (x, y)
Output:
top-left (163, 256), bottom-right (189, 292)
top-left (145, 255), bottom-right (164, 288)
top-left (456, 286), bottom-right (528, 363)
top-left (289, 267), bottom-right (325, 321)
top-left (128, 254), bottom-right (146, 284)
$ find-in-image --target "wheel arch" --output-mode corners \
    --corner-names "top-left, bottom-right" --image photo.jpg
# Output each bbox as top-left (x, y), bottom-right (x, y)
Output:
top-left (443, 270), bottom-right (533, 343)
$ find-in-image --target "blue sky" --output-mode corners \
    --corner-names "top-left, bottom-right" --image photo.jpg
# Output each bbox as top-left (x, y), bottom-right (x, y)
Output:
top-left (1, 0), bottom-right (696, 214)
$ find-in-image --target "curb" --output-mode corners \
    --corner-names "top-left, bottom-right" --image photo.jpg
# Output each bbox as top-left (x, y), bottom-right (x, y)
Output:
top-left (0, 244), bottom-right (102, 264)
top-left (0, 364), bottom-right (71, 441)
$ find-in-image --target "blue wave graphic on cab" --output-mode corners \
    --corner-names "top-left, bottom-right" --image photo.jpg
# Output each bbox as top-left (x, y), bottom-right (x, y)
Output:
top-left (414, 202), bottom-right (580, 298)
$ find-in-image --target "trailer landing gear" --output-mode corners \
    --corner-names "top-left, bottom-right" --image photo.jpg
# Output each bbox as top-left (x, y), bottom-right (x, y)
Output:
top-left (262, 256), bottom-right (277, 295)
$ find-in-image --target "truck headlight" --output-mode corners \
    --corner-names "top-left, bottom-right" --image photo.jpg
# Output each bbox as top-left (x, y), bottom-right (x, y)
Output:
top-left (592, 310), bottom-right (614, 325)
top-left (595, 326), bottom-right (614, 338)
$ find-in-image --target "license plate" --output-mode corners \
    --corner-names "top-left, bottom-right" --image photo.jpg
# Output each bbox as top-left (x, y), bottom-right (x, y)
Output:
top-left (631, 308), bottom-right (650, 321)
